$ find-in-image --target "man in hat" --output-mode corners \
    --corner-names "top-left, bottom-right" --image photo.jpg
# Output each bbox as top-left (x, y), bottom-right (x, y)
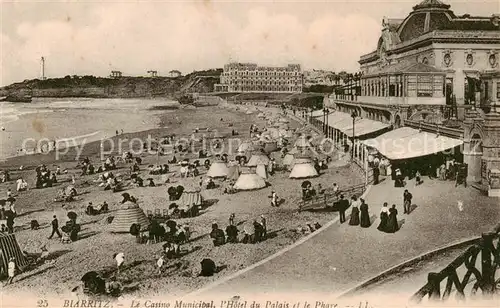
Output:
top-left (48, 215), bottom-right (62, 239)
top-left (337, 195), bottom-right (349, 224)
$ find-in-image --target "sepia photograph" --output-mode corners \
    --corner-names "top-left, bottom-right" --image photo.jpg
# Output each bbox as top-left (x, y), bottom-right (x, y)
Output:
top-left (0, 0), bottom-right (500, 307)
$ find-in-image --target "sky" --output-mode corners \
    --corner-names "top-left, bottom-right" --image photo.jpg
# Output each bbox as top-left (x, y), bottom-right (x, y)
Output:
top-left (1, 0), bottom-right (498, 86)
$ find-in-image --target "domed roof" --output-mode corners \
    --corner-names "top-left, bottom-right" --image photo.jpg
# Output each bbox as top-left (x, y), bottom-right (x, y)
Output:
top-left (412, 0), bottom-right (450, 11)
top-left (398, 0), bottom-right (454, 42)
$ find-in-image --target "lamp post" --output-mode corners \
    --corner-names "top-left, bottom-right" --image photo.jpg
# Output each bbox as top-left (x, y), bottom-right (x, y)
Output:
top-left (323, 107), bottom-right (330, 136)
top-left (351, 110), bottom-right (357, 160)
top-left (323, 108), bottom-right (326, 134)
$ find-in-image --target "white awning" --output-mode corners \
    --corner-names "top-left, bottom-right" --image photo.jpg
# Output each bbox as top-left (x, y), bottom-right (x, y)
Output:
top-left (315, 111), bottom-right (390, 137)
top-left (343, 118), bottom-right (391, 137)
top-left (363, 127), bottom-right (463, 160)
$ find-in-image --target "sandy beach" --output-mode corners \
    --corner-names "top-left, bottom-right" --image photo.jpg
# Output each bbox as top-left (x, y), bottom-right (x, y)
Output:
top-left (0, 102), bottom-right (364, 300)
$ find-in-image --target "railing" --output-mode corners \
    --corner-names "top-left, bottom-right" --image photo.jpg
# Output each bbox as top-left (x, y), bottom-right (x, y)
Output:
top-left (411, 227), bottom-right (500, 304)
top-left (298, 182), bottom-right (367, 212)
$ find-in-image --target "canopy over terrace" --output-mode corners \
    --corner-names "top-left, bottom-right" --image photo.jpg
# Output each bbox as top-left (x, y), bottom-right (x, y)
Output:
top-left (363, 127), bottom-right (463, 160)
top-left (314, 111), bottom-right (390, 138)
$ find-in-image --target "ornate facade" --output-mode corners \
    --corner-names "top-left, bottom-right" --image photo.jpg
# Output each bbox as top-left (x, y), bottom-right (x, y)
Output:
top-left (358, 0), bottom-right (500, 119)
top-left (214, 63), bottom-right (303, 93)
top-left (324, 0), bottom-right (500, 196)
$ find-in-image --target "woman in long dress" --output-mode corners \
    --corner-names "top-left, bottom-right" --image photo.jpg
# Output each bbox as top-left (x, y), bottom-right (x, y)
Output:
top-left (348, 196), bottom-right (360, 226)
top-left (386, 204), bottom-right (399, 233)
top-left (377, 203), bottom-right (389, 232)
top-left (359, 198), bottom-right (370, 228)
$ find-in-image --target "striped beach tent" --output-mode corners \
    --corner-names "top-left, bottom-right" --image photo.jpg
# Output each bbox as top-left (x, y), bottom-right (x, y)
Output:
top-left (0, 233), bottom-right (30, 275)
top-left (178, 189), bottom-right (203, 210)
top-left (109, 201), bottom-right (150, 233)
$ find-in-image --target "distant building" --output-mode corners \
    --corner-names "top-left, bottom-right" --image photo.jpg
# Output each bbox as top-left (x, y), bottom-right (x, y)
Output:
top-left (169, 70), bottom-right (182, 78)
top-left (110, 71), bottom-right (122, 78)
top-left (214, 63), bottom-right (303, 93)
top-left (147, 70), bottom-right (158, 77)
top-left (303, 70), bottom-right (343, 87)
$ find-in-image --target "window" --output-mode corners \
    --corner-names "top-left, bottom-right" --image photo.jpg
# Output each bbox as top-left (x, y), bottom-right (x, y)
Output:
top-left (416, 75), bottom-right (433, 97)
top-left (497, 82), bottom-right (500, 99)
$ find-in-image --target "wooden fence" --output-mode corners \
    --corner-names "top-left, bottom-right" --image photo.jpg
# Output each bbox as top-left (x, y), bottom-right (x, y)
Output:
top-left (298, 182), bottom-right (367, 212)
top-left (411, 227), bottom-right (500, 303)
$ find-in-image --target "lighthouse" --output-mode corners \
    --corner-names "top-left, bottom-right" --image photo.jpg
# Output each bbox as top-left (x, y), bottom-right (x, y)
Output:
top-left (40, 57), bottom-right (46, 80)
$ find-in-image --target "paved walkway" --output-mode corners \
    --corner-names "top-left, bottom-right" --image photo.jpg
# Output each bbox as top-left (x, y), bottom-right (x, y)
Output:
top-left (189, 175), bottom-right (500, 300)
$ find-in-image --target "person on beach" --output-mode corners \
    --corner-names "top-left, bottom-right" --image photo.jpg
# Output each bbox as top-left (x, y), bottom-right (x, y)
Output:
top-left (386, 204), bottom-right (399, 233)
top-left (210, 223), bottom-right (225, 246)
top-left (270, 191), bottom-right (279, 207)
top-left (114, 252), bottom-right (125, 273)
top-left (5, 257), bottom-right (16, 285)
top-left (378, 203), bottom-right (389, 232)
top-left (348, 196), bottom-right (360, 226)
top-left (48, 215), bottom-right (62, 239)
top-left (156, 255), bottom-right (165, 274)
top-left (359, 198), bottom-right (370, 228)
top-left (332, 183), bottom-right (339, 196)
top-left (260, 215), bottom-right (267, 239)
top-left (6, 211), bottom-right (15, 234)
top-left (403, 189), bottom-right (413, 214)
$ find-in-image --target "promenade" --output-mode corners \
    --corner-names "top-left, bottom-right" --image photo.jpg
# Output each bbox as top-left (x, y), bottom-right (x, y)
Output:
top-left (190, 175), bottom-right (500, 300)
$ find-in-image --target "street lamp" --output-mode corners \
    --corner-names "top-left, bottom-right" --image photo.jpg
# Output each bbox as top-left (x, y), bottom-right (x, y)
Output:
top-left (351, 110), bottom-right (358, 160)
top-left (323, 107), bottom-right (330, 136)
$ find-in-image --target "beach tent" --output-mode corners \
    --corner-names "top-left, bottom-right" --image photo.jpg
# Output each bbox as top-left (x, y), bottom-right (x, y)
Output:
top-left (289, 158), bottom-right (318, 179)
top-left (227, 164), bottom-right (241, 181)
top-left (206, 161), bottom-right (229, 178)
top-left (178, 189), bottom-right (203, 210)
top-left (247, 153), bottom-right (270, 167)
top-left (255, 164), bottom-right (268, 179)
top-left (233, 168), bottom-right (266, 191)
top-left (109, 201), bottom-right (150, 233)
top-left (257, 113), bottom-right (266, 119)
top-left (0, 234), bottom-right (30, 276)
top-left (294, 136), bottom-right (313, 149)
top-left (282, 153), bottom-right (295, 167)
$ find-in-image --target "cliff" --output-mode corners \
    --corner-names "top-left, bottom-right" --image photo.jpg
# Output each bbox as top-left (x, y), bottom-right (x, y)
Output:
top-left (0, 69), bottom-right (222, 100)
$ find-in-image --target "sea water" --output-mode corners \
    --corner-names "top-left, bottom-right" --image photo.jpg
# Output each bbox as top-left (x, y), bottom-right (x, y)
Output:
top-left (0, 98), bottom-right (178, 160)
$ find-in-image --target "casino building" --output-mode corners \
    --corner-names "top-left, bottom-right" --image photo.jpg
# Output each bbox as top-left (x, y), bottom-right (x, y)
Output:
top-left (214, 63), bottom-right (303, 93)
top-left (317, 0), bottom-right (500, 196)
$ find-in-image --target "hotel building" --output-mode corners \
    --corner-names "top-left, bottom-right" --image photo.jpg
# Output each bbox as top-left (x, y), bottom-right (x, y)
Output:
top-left (214, 63), bottom-right (303, 93)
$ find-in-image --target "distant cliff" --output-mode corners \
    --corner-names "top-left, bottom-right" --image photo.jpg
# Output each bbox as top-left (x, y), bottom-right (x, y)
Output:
top-left (0, 69), bottom-right (222, 100)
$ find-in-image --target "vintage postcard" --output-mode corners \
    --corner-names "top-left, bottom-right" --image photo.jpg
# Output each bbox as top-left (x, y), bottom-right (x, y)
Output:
top-left (1, 0), bottom-right (500, 307)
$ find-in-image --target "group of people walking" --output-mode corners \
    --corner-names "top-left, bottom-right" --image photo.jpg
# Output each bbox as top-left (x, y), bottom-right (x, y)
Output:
top-left (337, 195), bottom-right (371, 228)
top-left (338, 189), bottom-right (414, 234)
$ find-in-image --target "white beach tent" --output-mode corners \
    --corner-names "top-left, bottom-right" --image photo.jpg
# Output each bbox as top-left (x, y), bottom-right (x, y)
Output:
top-left (206, 160), bottom-right (229, 178)
top-left (233, 168), bottom-right (267, 191)
top-left (282, 153), bottom-right (295, 168)
top-left (247, 152), bottom-right (270, 167)
top-left (289, 158), bottom-right (318, 179)
top-left (255, 164), bottom-right (268, 179)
